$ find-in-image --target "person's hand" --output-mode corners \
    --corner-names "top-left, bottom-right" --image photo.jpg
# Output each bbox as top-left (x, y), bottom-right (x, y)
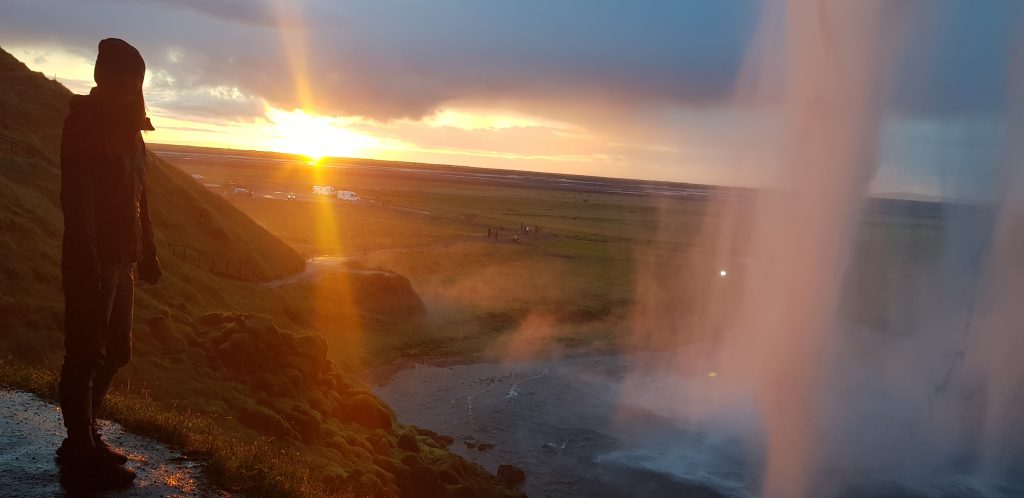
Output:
top-left (139, 252), bottom-right (162, 285)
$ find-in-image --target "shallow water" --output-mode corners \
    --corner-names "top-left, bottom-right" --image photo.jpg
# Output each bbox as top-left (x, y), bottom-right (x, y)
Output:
top-left (375, 354), bottom-right (1024, 498)
top-left (375, 355), bottom-right (749, 498)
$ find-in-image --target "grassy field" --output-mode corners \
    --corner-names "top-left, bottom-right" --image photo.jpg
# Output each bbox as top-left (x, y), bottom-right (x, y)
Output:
top-left (155, 142), bottom-right (959, 367)
top-left (154, 144), bottom-right (724, 366)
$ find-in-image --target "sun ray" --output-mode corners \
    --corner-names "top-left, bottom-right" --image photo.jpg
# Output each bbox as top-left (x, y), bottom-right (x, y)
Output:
top-left (267, 0), bottom-right (366, 369)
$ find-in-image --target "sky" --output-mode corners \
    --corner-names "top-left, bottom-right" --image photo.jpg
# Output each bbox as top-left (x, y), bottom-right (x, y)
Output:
top-left (1, 0), bottom-right (1021, 194)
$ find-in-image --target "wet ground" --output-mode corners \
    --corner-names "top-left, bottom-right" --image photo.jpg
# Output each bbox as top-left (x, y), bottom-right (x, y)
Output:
top-left (0, 389), bottom-right (233, 498)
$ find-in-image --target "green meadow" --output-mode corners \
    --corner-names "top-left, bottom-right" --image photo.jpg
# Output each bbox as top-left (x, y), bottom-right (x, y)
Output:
top-left (156, 143), bottom-right (722, 365)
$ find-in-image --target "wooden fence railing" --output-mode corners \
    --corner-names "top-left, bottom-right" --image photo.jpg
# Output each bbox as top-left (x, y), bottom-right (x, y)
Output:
top-left (0, 133), bottom-right (57, 167)
top-left (167, 241), bottom-right (268, 282)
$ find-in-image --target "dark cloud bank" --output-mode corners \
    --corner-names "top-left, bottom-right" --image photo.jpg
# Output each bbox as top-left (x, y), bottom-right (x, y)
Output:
top-left (1, 0), bottom-right (1020, 124)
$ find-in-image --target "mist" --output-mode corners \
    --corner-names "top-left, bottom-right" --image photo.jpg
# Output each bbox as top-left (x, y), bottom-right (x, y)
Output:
top-left (623, 0), bottom-right (1024, 496)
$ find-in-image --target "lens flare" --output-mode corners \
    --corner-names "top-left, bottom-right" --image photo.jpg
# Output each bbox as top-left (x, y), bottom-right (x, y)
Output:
top-left (265, 107), bottom-right (379, 164)
top-left (267, 0), bottom-right (367, 367)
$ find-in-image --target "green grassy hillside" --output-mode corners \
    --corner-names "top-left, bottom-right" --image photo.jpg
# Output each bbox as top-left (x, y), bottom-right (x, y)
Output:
top-left (0, 46), bottom-right (308, 360)
top-left (0, 47), bottom-right (519, 497)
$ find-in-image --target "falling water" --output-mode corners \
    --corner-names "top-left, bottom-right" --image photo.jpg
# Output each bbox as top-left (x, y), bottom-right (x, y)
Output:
top-left (624, 0), bottom-right (1024, 497)
top-left (971, 53), bottom-right (1024, 485)
top-left (716, 2), bottom-right (893, 496)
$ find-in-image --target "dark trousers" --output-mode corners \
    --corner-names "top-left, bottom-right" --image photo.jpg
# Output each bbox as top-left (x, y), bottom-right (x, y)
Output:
top-left (59, 263), bottom-right (134, 444)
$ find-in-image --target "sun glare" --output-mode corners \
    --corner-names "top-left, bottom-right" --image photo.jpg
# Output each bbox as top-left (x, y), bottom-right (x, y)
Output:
top-left (265, 107), bottom-right (379, 165)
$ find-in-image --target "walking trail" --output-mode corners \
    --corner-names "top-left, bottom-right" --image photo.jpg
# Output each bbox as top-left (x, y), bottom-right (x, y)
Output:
top-left (0, 389), bottom-right (232, 497)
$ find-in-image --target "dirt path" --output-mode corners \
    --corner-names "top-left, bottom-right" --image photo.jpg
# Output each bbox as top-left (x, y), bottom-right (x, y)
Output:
top-left (0, 389), bottom-right (233, 497)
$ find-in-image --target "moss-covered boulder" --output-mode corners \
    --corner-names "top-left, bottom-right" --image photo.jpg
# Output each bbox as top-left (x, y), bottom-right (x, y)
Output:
top-left (346, 393), bottom-right (394, 430)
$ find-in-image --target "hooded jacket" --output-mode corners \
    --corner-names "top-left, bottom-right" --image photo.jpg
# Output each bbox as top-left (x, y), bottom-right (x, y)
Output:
top-left (60, 90), bottom-right (155, 289)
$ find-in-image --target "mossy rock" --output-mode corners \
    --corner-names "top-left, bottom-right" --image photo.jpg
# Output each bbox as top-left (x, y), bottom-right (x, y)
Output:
top-left (241, 313), bottom-right (277, 336)
top-left (295, 333), bottom-right (329, 361)
top-left (496, 465), bottom-right (526, 489)
top-left (325, 435), bottom-right (351, 453)
top-left (345, 394), bottom-right (394, 430)
top-left (279, 367), bottom-right (306, 390)
top-left (397, 432), bottom-right (420, 453)
top-left (355, 472), bottom-right (387, 497)
top-left (395, 463), bottom-right (446, 498)
top-left (438, 468), bottom-right (461, 486)
top-left (400, 453), bottom-right (423, 468)
top-left (414, 426), bottom-right (455, 448)
top-left (217, 332), bottom-right (256, 369)
top-left (367, 434), bottom-right (391, 455)
top-left (372, 455), bottom-right (400, 475)
top-left (283, 403), bottom-right (323, 443)
top-left (251, 372), bottom-right (295, 397)
top-left (344, 433), bottom-right (375, 454)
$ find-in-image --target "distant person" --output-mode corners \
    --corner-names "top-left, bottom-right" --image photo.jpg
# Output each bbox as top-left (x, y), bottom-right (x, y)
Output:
top-left (57, 38), bottom-right (161, 488)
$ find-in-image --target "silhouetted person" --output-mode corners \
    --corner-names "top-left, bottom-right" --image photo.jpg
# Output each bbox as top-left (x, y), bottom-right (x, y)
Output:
top-left (56, 38), bottom-right (161, 488)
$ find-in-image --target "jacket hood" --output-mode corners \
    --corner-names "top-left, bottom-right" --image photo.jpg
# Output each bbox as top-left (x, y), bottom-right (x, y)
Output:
top-left (95, 38), bottom-right (146, 87)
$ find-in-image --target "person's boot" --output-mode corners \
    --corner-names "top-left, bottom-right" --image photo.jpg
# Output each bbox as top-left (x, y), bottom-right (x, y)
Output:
top-left (54, 435), bottom-right (89, 465)
top-left (91, 427), bottom-right (129, 464)
top-left (56, 439), bottom-right (136, 489)
top-left (59, 433), bottom-right (129, 465)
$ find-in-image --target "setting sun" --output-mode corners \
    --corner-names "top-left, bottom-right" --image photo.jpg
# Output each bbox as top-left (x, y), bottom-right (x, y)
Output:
top-left (265, 107), bottom-right (380, 164)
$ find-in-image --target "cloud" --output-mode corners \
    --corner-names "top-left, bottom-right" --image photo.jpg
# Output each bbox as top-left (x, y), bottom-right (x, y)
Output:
top-left (145, 0), bottom-right (321, 27)
top-left (146, 71), bottom-right (266, 121)
top-left (2, 0), bottom-right (1018, 124)
top-left (0, 0), bottom-right (759, 122)
top-left (0, 0), bottom-right (1021, 188)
